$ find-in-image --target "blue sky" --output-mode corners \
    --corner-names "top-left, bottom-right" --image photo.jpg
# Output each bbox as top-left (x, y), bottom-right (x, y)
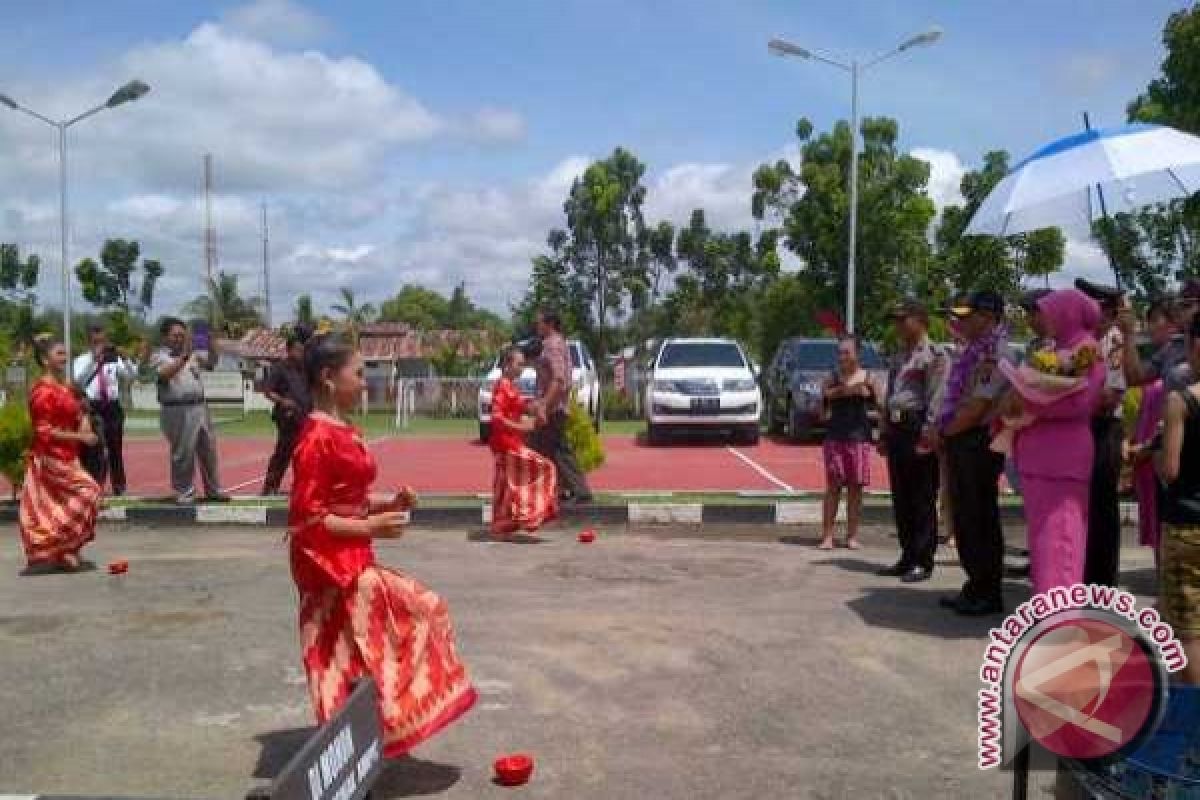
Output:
top-left (0, 0), bottom-right (1185, 317)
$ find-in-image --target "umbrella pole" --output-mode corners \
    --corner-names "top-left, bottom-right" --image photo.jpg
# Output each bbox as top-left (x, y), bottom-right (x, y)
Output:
top-left (1083, 111), bottom-right (1123, 290)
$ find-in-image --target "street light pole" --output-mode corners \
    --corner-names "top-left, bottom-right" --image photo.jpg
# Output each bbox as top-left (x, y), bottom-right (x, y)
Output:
top-left (847, 60), bottom-right (859, 334)
top-left (0, 80), bottom-right (150, 366)
top-left (768, 28), bottom-right (942, 334)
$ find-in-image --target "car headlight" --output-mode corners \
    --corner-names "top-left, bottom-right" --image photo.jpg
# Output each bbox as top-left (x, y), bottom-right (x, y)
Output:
top-left (653, 380), bottom-right (678, 393)
top-left (723, 378), bottom-right (758, 391)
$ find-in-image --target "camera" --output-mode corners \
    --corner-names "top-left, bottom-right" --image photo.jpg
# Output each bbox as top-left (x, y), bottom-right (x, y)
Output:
top-left (101, 344), bottom-right (119, 365)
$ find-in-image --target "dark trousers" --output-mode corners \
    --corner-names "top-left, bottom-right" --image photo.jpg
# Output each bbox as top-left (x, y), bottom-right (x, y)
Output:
top-left (530, 409), bottom-right (591, 500)
top-left (945, 427), bottom-right (1006, 603)
top-left (95, 401), bottom-right (126, 493)
top-left (1084, 416), bottom-right (1123, 587)
top-left (886, 424), bottom-right (939, 571)
top-left (263, 418), bottom-right (302, 494)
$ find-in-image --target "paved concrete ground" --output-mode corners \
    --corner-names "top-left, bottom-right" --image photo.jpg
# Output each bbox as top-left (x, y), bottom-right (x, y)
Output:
top-left (0, 523), bottom-right (1156, 799)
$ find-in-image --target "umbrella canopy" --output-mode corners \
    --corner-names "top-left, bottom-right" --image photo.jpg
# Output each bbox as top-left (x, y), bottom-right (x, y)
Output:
top-left (965, 123), bottom-right (1200, 236)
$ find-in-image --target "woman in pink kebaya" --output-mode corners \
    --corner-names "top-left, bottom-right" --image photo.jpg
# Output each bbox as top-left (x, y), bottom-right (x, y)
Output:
top-left (1000, 288), bottom-right (1106, 595)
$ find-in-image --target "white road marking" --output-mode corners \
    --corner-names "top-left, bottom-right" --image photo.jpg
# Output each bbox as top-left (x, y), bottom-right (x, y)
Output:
top-left (224, 433), bottom-right (395, 493)
top-left (725, 446), bottom-right (795, 493)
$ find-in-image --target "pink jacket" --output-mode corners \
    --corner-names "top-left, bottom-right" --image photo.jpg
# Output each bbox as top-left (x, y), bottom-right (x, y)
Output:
top-left (1013, 289), bottom-right (1106, 482)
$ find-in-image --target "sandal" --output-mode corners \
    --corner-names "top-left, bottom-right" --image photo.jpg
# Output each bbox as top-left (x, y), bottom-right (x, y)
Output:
top-left (817, 539), bottom-right (835, 551)
top-left (845, 539), bottom-right (862, 551)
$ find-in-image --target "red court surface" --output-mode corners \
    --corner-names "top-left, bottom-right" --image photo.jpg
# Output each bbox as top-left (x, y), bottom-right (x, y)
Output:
top-left (44, 435), bottom-right (890, 497)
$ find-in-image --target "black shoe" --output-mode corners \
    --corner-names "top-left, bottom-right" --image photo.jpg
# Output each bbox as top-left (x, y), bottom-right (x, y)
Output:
top-left (877, 561), bottom-right (909, 577)
top-left (1005, 563), bottom-right (1031, 579)
top-left (939, 593), bottom-right (966, 611)
top-left (203, 493), bottom-right (232, 503)
top-left (954, 597), bottom-right (1004, 617)
top-left (901, 566), bottom-right (932, 584)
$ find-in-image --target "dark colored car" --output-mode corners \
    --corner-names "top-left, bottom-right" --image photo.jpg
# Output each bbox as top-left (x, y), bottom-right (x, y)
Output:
top-left (763, 337), bottom-right (888, 441)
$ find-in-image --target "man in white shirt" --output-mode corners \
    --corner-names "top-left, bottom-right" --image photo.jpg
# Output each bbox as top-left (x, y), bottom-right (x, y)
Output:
top-left (72, 324), bottom-right (139, 495)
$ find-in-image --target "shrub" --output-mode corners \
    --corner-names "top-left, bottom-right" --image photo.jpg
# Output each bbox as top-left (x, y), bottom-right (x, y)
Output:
top-left (600, 388), bottom-right (639, 421)
top-left (565, 393), bottom-right (605, 472)
top-left (0, 398), bottom-right (31, 500)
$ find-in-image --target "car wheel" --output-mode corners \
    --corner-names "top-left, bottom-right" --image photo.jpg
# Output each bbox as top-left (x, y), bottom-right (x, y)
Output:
top-left (766, 393), bottom-right (783, 434)
top-left (479, 422), bottom-right (490, 443)
top-left (742, 425), bottom-right (761, 446)
top-left (646, 423), bottom-right (665, 446)
top-left (785, 397), bottom-right (800, 442)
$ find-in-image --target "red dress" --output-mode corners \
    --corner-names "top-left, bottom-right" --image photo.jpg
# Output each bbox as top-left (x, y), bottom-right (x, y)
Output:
top-left (288, 413), bottom-right (476, 756)
top-left (488, 378), bottom-right (558, 535)
top-left (18, 377), bottom-right (101, 565)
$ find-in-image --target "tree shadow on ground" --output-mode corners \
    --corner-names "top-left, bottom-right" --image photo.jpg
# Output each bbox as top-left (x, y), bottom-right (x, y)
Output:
top-left (466, 530), bottom-right (546, 544)
top-left (250, 729), bottom-right (461, 798)
top-left (846, 582), bottom-right (1033, 640)
top-left (810, 557), bottom-right (884, 576)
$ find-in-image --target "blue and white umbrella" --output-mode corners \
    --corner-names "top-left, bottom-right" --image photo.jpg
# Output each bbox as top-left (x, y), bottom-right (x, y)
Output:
top-left (965, 123), bottom-right (1200, 236)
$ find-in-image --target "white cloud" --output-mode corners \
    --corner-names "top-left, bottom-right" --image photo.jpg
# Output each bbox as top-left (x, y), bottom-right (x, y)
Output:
top-left (911, 147), bottom-right (966, 211)
top-left (108, 194), bottom-right (184, 220)
top-left (221, 0), bottom-right (330, 47)
top-left (645, 163), bottom-right (755, 232)
top-left (466, 107), bottom-right (527, 143)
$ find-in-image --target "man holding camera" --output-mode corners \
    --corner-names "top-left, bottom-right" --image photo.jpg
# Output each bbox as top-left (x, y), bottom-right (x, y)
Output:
top-left (72, 324), bottom-right (139, 495)
top-left (151, 317), bottom-right (228, 505)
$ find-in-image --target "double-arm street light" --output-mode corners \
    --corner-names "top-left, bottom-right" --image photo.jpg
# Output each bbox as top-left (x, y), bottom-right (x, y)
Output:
top-left (0, 79), bottom-right (151, 364)
top-left (768, 28), bottom-right (942, 333)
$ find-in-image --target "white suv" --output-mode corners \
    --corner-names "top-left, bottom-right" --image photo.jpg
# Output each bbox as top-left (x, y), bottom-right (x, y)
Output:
top-left (477, 339), bottom-right (599, 442)
top-left (645, 338), bottom-right (762, 446)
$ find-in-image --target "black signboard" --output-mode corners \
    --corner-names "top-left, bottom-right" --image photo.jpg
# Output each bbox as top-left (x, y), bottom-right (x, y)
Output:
top-left (250, 679), bottom-right (383, 800)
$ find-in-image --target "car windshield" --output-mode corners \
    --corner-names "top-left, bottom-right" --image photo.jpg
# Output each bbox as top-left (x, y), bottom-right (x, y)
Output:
top-left (659, 342), bottom-right (746, 369)
top-left (787, 341), bottom-right (884, 370)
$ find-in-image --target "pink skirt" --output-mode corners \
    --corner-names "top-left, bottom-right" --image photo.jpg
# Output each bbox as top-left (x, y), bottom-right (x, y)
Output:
top-left (823, 440), bottom-right (872, 487)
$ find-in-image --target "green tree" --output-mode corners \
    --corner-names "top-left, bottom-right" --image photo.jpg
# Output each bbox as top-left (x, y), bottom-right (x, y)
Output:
top-left (933, 150), bottom-right (1065, 302)
top-left (561, 147), bottom-right (649, 389)
top-left (752, 116), bottom-right (937, 338)
top-left (1105, 6), bottom-right (1200, 295)
top-left (332, 287), bottom-right (377, 339)
top-left (0, 244), bottom-right (40, 349)
top-left (184, 271), bottom-right (264, 337)
top-left (294, 293), bottom-right (316, 327)
top-left (74, 238), bottom-right (164, 317)
top-left (379, 285), bottom-right (450, 329)
top-left (665, 211), bottom-right (781, 358)
top-left (513, 229), bottom-right (590, 338)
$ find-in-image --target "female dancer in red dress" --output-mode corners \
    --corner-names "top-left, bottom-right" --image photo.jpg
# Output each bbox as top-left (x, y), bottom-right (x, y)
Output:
top-left (490, 346), bottom-right (558, 537)
top-left (18, 335), bottom-right (102, 571)
top-left (288, 335), bottom-right (476, 757)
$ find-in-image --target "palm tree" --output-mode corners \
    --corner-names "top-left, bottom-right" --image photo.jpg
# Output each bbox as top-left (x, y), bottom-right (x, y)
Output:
top-left (331, 287), bottom-right (377, 340)
top-left (183, 271), bottom-right (264, 338)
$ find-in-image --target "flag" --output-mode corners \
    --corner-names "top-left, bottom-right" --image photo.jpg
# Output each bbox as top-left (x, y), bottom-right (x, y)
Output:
top-left (815, 310), bottom-right (846, 337)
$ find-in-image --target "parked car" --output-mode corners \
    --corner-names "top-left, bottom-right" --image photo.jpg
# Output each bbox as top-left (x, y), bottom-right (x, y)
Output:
top-left (477, 339), bottom-right (599, 442)
top-left (763, 337), bottom-right (888, 441)
top-left (644, 337), bottom-right (762, 446)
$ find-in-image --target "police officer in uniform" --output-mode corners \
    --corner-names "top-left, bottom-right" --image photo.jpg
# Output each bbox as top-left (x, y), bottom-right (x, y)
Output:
top-left (936, 290), bottom-right (1014, 616)
top-left (1076, 278), bottom-right (1128, 587)
top-left (878, 298), bottom-right (946, 583)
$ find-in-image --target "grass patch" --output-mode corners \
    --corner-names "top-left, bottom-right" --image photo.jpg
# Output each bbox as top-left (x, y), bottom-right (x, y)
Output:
top-left (125, 411), bottom-right (648, 440)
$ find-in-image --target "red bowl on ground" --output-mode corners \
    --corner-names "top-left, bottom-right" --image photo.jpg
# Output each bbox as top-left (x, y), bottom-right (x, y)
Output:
top-left (107, 560), bottom-right (129, 575)
top-left (578, 529), bottom-right (596, 544)
top-left (493, 753), bottom-right (534, 786)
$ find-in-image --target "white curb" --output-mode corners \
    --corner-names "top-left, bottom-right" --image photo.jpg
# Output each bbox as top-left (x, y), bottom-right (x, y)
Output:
top-left (196, 505), bottom-right (268, 525)
top-left (628, 503), bottom-right (702, 524)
